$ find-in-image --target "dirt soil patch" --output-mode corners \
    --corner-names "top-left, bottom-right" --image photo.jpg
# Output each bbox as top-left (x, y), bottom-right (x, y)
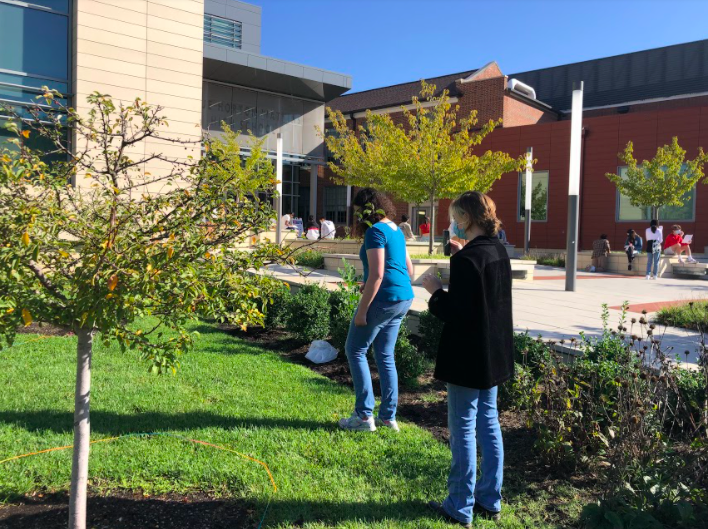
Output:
top-left (0, 491), bottom-right (252, 529)
top-left (15, 322), bottom-right (73, 337)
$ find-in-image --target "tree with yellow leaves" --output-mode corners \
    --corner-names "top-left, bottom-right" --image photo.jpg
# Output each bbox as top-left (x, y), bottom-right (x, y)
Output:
top-left (0, 92), bottom-right (284, 529)
top-left (324, 81), bottom-right (526, 253)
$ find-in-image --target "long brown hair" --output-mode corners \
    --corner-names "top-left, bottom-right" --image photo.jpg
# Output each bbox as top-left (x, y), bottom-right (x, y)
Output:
top-left (352, 187), bottom-right (396, 237)
top-left (450, 191), bottom-right (501, 237)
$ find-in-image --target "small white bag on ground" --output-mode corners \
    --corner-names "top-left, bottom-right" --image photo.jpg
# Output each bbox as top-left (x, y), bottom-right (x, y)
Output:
top-left (306, 340), bottom-right (338, 364)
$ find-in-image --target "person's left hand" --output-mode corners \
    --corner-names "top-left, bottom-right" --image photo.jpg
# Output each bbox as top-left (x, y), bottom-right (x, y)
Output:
top-left (354, 311), bottom-right (367, 327)
top-left (422, 273), bottom-right (443, 295)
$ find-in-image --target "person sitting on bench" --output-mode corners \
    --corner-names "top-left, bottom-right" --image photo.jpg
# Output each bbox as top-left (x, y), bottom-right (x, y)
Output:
top-left (664, 225), bottom-right (697, 263)
top-left (624, 229), bottom-right (642, 271)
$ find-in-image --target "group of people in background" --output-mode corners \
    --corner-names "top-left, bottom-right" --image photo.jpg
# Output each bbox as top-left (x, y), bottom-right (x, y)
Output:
top-left (282, 212), bottom-right (336, 240)
top-left (590, 220), bottom-right (698, 279)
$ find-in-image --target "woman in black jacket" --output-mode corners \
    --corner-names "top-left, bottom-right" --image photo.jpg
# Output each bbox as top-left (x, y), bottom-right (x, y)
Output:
top-left (422, 191), bottom-right (513, 527)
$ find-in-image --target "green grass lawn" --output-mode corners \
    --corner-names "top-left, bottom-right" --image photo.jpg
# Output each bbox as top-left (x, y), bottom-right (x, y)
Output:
top-left (0, 319), bottom-right (577, 528)
top-left (655, 300), bottom-right (708, 331)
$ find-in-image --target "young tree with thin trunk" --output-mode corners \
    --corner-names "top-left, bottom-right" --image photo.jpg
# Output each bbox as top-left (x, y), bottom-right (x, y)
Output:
top-left (606, 137), bottom-right (708, 221)
top-left (0, 92), bottom-right (283, 529)
top-left (323, 81), bottom-right (525, 254)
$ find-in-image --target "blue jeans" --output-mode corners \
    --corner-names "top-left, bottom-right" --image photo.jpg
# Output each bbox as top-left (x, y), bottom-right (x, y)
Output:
top-left (344, 298), bottom-right (413, 420)
top-left (443, 384), bottom-right (504, 524)
top-left (646, 251), bottom-right (660, 276)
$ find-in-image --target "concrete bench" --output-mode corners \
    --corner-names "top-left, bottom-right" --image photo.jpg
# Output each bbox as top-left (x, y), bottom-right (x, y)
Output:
top-left (322, 253), bottom-right (535, 284)
top-left (672, 262), bottom-right (708, 279)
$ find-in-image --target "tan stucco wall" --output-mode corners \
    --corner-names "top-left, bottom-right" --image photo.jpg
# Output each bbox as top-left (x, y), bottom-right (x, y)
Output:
top-left (72, 0), bottom-right (204, 180)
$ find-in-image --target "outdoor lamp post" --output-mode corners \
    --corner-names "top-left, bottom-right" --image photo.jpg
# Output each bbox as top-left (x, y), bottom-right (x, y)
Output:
top-left (565, 81), bottom-right (584, 292)
top-left (275, 132), bottom-right (283, 245)
top-left (524, 147), bottom-right (533, 254)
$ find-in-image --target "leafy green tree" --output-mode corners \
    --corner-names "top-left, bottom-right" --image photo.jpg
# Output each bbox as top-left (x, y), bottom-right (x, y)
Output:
top-left (323, 81), bottom-right (525, 253)
top-left (0, 92), bottom-right (284, 529)
top-left (606, 137), bottom-right (708, 221)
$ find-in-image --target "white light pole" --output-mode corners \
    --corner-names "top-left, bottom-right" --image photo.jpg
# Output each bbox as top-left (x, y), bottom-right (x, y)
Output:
top-left (275, 133), bottom-right (283, 245)
top-left (524, 147), bottom-right (533, 254)
top-left (565, 81), bottom-right (584, 292)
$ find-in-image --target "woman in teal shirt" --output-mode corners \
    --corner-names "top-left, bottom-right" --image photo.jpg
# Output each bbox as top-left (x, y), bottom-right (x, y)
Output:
top-left (339, 188), bottom-right (414, 432)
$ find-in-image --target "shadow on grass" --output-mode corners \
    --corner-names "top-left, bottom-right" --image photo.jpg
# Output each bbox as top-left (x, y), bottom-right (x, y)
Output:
top-left (0, 493), bottom-right (468, 529)
top-left (0, 410), bottom-right (332, 436)
top-left (0, 493), bottom-right (573, 529)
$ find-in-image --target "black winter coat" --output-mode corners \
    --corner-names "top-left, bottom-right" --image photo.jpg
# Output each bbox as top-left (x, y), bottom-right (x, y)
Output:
top-left (428, 236), bottom-right (514, 390)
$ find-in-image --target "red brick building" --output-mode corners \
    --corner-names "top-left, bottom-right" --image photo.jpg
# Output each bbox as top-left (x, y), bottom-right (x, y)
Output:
top-left (319, 40), bottom-right (708, 251)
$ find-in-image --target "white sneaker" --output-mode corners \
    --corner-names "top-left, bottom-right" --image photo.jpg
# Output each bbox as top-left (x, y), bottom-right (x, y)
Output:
top-left (678, 256), bottom-right (685, 263)
top-left (646, 275), bottom-right (651, 280)
top-left (687, 257), bottom-right (697, 264)
top-left (650, 275), bottom-right (657, 280)
top-left (375, 417), bottom-right (400, 432)
top-left (338, 413), bottom-right (376, 432)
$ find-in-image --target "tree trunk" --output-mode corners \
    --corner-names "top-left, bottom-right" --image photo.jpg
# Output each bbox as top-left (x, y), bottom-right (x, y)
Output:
top-left (69, 328), bottom-right (94, 529)
top-left (652, 206), bottom-right (659, 222)
top-left (429, 194), bottom-right (436, 256)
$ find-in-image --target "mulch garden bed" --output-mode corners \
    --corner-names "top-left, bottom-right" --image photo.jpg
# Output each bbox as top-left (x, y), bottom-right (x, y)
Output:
top-left (0, 491), bottom-right (250, 529)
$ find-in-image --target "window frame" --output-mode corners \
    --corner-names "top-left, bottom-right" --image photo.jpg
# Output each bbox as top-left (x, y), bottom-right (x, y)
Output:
top-left (615, 165), bottom-right (697, 223)
top-left (323, 185), bottom-right (348, 225)
top-left (517, 169), bottom-right (549, 223)
top-left (203, 13), bottom-right (243, 50)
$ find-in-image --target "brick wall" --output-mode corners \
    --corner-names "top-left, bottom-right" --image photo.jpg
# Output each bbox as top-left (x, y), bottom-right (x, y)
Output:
top-left (503, 95), bottom-right (558, 127)
top-left (482, 105), bottom-right (708, 251)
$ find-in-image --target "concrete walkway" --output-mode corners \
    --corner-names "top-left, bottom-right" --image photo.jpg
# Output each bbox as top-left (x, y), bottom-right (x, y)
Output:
top-left (264, 263), bottom-right (707, 368)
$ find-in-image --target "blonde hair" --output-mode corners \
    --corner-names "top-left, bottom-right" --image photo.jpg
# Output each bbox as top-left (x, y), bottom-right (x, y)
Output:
top-left (450, 191), bottom-right (501, 237)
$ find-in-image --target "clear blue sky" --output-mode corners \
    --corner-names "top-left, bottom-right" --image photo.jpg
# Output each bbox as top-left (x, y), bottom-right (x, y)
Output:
top-left (250, 0), bottom-right (708, 93)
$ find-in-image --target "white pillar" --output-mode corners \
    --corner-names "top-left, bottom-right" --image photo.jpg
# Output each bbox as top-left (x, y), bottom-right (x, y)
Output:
top-left (275, 133), bottom-right (283, 245)
top-left (309, 165), bottom-right (318, 221)
top-left (524, 147), bottom-right (533, 254)
top-left (565, 82), bottom-right (584, 292)
top-left (345, 185), bottom-right (352, 226)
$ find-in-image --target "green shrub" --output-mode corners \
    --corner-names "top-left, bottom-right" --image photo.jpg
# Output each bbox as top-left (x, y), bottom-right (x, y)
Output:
top-left (286, 284), bottom-right (331, 342)
top-left (263, 281), bottom-right (292, 329)
top-left (395, 320), bottom-right (429, 381)
top-left (329, 287), bottom-right (358, 351)
top-left (513, 332), bottom-right (552, 369)
top-left (418, 310), bottom-right (444, 360)
top-left (327, 261), bottom-right (362, 352)
top-left (294, 249), bottom-right (325, 269)
top-left (499, 362), bottom-right (535, 411)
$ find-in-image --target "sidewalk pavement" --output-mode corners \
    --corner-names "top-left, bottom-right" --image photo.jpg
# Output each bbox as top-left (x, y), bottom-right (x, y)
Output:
top-left (264, 264), bottom-right (707, 368)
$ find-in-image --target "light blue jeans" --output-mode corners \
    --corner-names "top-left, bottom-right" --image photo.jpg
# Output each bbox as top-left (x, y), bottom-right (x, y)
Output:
top-left (344, 298), bottom-right (413, 420)
top-left (443, 384), bottom-right (504, 524)
top-left (646, 250), bottom-right (660, 276)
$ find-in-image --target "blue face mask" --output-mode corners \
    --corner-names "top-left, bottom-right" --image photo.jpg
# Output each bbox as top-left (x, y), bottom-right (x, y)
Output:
top-left (453, 220), bottom-right (467, 239)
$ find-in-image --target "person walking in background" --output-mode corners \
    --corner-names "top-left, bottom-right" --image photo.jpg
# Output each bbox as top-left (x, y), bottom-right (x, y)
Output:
top-left (319, 215), bottom-right (336, 239)
top-left (664, 225), bottom-right (697, 263)
top-left (339, 188), bottom-right (414, 433)
top-left (497, 223), bottom-right (508, 244)
top-left (624, 229), bottom-right (643, 271)
top-left (399, 214), bottom-right (414, 241)
top-left (645, 220), bottom-right (663, 280)
top-left (305, 215), bottom-right (320, 240)
top-left (590, 234), bottom-right (611, 272)
top-left (422, 191), bottom-right (513, 527)
top-left (419, 216), bottom-right (431, 242)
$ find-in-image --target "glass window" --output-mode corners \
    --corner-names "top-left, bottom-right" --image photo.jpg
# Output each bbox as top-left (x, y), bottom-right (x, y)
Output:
top-left (323, 186), bottom-right (348, 224)
top-left (616, 166), bottom-right (695, 221)
top-left (0, 3), bottom-right (69, 81)
top-left (204, 14), bottom-right (242, 49)
top-left (518, 170), bottom-right (549, 221)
